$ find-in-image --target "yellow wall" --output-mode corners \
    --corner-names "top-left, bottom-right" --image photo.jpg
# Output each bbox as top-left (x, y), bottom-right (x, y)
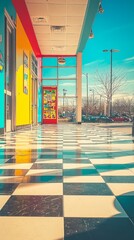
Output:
top-left (16, 15), bottom-right (33, 126)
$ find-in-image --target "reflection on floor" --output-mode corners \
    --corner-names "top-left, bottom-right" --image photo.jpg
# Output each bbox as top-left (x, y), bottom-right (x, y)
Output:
top-left (0, 124), bottom-right (134, 240)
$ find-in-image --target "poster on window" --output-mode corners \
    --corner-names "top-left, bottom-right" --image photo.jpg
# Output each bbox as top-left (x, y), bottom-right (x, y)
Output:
top-left (23, 52), bottom-right (28, 94)
top-left (42, 86), bottom-right (58, 124)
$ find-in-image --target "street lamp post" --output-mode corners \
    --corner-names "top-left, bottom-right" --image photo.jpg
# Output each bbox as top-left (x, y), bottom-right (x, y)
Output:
top-left (63, 89), bottom-right (67, 113)
top-left (103, 49), bottom-right (120, 117)
top-left (83, 73), bottom-right (89, 117)
top-left (89, 89), bottom-right (94, 107)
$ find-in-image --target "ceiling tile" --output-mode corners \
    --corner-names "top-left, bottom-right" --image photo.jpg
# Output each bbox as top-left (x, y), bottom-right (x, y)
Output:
top-left (66, 39), bottom-right (79, 45)
top-left (66, 34), bottom-right (79, 40)
top-left (67, 16), bottom-right (83, 25)
top-left (66, 25), bottom-right (80, 33)
top-left (36, 33), bottom-right (51, 41)
top-left (26, 0), bottom-right (47, 3)
top-left (48, 4), bottom-right (66, 16)
top-left (67, 4), bottom-right (86, 16)
top-left (27, 3), bottom-right (48, 16)
top-left (34, 26), bottom-right (51, 34)
top-left (51, 33), bottom-right (66, 41)
top-left (49, 16), bottom-right (66, 26)
top-left (67, 0), bottom-right (87, 4)
top-left (44, 0), bottom-right (66, 3)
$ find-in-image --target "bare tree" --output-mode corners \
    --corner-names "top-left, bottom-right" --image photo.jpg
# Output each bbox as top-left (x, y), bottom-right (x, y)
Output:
top-left (113, 97), bottom-right (134, 116)
top-left (95, 69), bottom-right (126, 116)
top-left (82, 96), bottom-right (105, 115)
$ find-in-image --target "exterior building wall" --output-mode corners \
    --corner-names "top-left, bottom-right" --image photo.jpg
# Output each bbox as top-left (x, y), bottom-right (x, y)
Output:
top-left (16, 15), bottom-right (34, 126)
top-left (0, 0), bottom-right (16, 131)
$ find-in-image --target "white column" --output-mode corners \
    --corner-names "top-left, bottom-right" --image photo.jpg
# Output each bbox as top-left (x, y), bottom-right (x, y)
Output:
top-left (76, 52), bottom-right (82, 123)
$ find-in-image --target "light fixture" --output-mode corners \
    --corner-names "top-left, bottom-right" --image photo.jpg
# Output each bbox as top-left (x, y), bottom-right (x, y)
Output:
top-left (50, 26), bottom-right (66, 33)
top-left (89, 29), bottom-right (94, 39)
top-left (32, 16), bottom-right (48, 25)
top-left (58, 57), bottom-right (66, 65)
top-left (99, 2), bottom-right (104, 14)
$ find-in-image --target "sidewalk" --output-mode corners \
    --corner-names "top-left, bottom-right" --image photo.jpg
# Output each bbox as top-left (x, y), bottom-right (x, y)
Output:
top-left (97, 122), bottom-right (133, 135)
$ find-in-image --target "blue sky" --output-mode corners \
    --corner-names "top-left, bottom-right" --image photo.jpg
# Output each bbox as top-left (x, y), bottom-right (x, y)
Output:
top-left (82, 0), bottom-right (134, 99)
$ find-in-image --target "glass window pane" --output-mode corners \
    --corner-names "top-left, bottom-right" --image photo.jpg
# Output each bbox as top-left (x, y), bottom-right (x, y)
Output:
top-left (42, 58), bottom-right (57, 66)
top-left (58, 98), bottom-right (76, 122)
top-left (58, 80), bottom-right (76, 96)
top-left (58, 68), bottom-right (76, 79)
top-left (42, 80), bottom-right (57, 86)
top-left (42, 68), bottom-right (57, 79)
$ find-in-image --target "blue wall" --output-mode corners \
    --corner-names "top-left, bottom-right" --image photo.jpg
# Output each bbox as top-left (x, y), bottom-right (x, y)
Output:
top-left (0, 0), bottom-right (16, 129)
top-left (38, 83), bottom-right (42, 123)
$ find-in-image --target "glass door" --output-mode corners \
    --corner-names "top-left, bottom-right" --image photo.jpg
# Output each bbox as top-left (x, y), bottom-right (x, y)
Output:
top-left (32, 77), bottom-right (38, 125)
top-left (5, 22), bottom-right (12, 132)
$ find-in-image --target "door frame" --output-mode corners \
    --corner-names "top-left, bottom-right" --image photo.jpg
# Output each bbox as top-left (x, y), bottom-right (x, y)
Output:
top-left (32, 74), bottom-right (38, 125)
top-left (4, 10), bottom-right (16, 132)
top-left (31, 53), bottom-right (38, 125)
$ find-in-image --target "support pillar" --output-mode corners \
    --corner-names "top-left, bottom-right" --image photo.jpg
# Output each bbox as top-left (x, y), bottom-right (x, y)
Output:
top-left (76, 52), bottom-right (82, 124)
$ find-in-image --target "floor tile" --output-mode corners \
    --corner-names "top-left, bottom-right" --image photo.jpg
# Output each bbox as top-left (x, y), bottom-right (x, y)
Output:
top-left (63, 169), bottom-right (99, 176)
top-left (64, 218), bottom-right (134, 240)
top-left (23, 175), bottom-right (63, 183)
top-left (0, 183), bottom-right (18, 195)
top-left (64, 196), bottom-right (127, 217)
top-left (0, 176), bottom-right (23, 183)
top-left (99, 169), bottom-right (134, 176)
top-left (63, 164), bottom-right (94, 169)
top-left (26, 169), bottom-right (62, 176)
top-left (107, 183), bottom-right (134, 196)
top-left (117, 196), bottom-right (134, 222)
top-left (63, 183), bottom-right (113, 195)
top-left (0, 163), bottom-right (33, 169)
top-left (31, 163), bottom-right (63, 169)
top-left (38, 154), bottom-right (62, 159)
top-left (35, 159), bottom-right (63, 163)
top-left (0, 169), bottom-right (28, 176)
top-left (13, 183), bottom-right (63, 195)
top-left (6, 158), bottom-right (36, 163)
top-left (0, 217), bottom-right (64, 240)
top-left (0, 195), bottom-right (63, 216)
top-left (103, 176), bottom-right (134, 183)
top-left (63, 176), bottom-right (104, 183)
top-left (63, 158), bottom-right (90, 164)
top-left (90, 157), bottom-right (134, 165)
top-left (0, 196), bottom-right (10, 209)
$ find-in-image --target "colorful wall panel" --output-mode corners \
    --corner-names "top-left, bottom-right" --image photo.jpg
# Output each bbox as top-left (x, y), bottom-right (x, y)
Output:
top-left (16, 15), bottom-right (34, 126)
top-left (0, 0), bottom-right (16, 130)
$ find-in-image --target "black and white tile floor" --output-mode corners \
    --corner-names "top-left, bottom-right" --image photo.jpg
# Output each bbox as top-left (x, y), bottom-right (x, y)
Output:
top-left (0, 124), bottom-right (134, 240)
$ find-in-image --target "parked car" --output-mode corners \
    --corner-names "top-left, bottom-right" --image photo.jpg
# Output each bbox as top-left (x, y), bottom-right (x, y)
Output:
top-left (82, 115), bottom-right (89, 122)
top-left (88, 115), bottom-right (113, 123)
top-left (110, 114), bottom-right (131, 122)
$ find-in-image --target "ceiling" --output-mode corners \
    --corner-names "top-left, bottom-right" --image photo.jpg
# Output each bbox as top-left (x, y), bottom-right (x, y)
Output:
top-left (25, 0), bottom-right (88, 55)
top-left (12, 0), bottom-right (100, 57)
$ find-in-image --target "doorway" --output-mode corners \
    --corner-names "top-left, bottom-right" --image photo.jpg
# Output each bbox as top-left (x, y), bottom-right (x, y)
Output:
top-left (31, 54), bottom-right (38, 125)
top-left (32, 76), bottom-right (38, 125)
top-left (4, 11), bottom-right (16, 132)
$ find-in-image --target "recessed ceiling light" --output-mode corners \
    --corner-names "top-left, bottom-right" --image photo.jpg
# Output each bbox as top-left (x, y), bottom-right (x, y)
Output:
top-left (32, 16), bottom-right (48, 25)
top-left (50, 26), bottom-right (66, 33)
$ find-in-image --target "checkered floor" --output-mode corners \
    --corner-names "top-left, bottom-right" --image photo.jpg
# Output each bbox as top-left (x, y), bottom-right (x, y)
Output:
top-left (0, 124), bottom-right (134, 240)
